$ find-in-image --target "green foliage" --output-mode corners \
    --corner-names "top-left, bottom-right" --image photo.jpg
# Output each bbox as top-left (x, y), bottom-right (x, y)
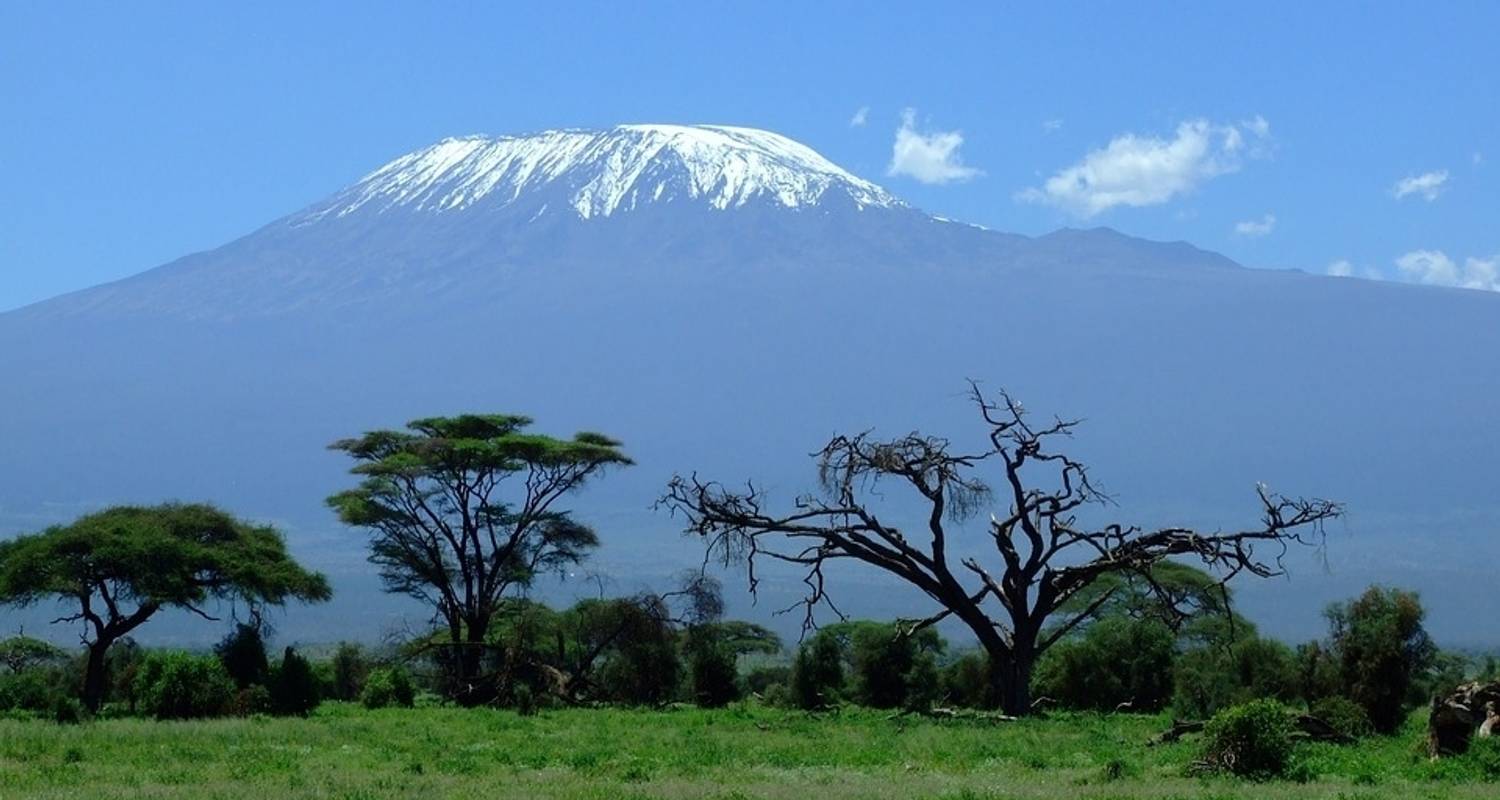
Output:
top-left (329, 642), bottom-right (369, 702)
top-left (0, 635), bottom-right (66, 673)
top-left (1416, 650), bottom-right (1471, 702)
top-left (1325, 586), bottom-right (1436, 734)
top-left (268, 647), bottom-right (320, 716)
top-left (360, 667), bottom-right (416, 709)
top-left (741, 665), bottom-right (790, 698)
top-left (939, 652), bottom-right (992, 709)
top-left (1294, 640), bottom-right (1342, 702)
top-left (682, 621), bottom-right (780, 708)
top-left (0, 668), bottom-right (67, 713)
top-left (790, 630), bottom-right (844, 709)
top-left (215, 623), bottom-right (270, 690)
top-left (1173, 635), bottom-right (1299, 720)
top-left (327, 415), bottom-right (630, 705)
top-left (1309, 695), bottom-right (1374, 739)
top-left (685, 635), bottom-right (740, 708)
top-left (838, 621), bottom-right (944, 710)
top-left (1032, 616), bottom-right (1175, 712)
top-left (0, 504), bottom-right (330, 710)
top-left (133, 651), bottom-right (235, 720)
top-left (1200, 699), bottom-right (1296, 779)
top-left (230, 684), bottom-right (273, 716)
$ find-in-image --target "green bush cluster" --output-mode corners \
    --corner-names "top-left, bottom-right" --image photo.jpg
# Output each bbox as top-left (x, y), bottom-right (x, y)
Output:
top-left (1200, 699), bottom-right (1296, 779)
top-left (361, 667), bottom-right (416, 709)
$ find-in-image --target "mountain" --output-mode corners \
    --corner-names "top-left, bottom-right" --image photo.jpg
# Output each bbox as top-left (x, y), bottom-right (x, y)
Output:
top-left (2, 124), bottom-right (1497, 647)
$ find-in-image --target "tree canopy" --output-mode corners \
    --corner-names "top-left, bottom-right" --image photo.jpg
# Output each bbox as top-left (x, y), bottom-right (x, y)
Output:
top-left (0, 503), bottom-right (330, 710)
top-left (661, 385), bottom-right (1341, 715)
top-left (328, 414), bottom-right (631, 705)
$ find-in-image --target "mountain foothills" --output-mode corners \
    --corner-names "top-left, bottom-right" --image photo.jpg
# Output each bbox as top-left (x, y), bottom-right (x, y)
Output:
top-left (1, 124), bottom-right (1496, 645)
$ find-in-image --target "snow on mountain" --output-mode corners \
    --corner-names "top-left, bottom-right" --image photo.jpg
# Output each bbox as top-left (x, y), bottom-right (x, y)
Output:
top-left (293, 124), bottom-right (905, 224)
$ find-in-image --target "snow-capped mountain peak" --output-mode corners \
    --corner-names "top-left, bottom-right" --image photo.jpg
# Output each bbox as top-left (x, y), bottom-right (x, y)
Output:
top-left (294, 124), bottom-right (904, 224)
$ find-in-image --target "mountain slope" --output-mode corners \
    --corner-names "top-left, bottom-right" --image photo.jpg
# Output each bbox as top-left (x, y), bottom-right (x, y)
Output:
top-left (2, 125), bottom-right (1496, 647)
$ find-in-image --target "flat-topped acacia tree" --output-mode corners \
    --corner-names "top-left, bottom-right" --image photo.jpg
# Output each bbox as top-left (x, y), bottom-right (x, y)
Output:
top-left (661, 385), bottom-right (1342, 716)
top-left (0, 503), bottom-right (331, 712)
top-left (327, 414), bottom-right (631, 706)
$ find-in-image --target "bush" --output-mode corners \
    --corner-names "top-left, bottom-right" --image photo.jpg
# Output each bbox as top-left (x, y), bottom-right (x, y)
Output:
top-left (940, 652), bottom-right (992, 709)
top-left (741, 665), bottom-right (790, 698)
top-left (1034, 616), bottom-right (1175, 712)
top-left (1173, 635), bottom-right (1299, 720)
top-left (0, 669), bottom-right (66, 713)
top-left (790, 631), bottom-right (843, 709)
top-left (1200, 700), bottom-right (1295, 779)
top-left (133, 651), bottom-right (235, 720)
top-left (229, 684), bottom-right (273, 716)
top-left (268, 647), bottom-right (320, 716)
top-left (687, 638), bottom-right (740, 708)
top-left (1466, 736), bottom-right (1500, 780)
top-left (360, 666), bottom-right (416, 709)
top-left (214, 623), bottom-right (270, 690)
top-left (846, 622), bottom-right (943, 709)
top-left (329, 642), bottom-right (369, 702)
top-left (1309, 695), bottom-right (1374, 739)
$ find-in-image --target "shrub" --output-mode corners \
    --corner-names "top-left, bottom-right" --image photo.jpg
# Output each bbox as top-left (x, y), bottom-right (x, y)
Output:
top-left (230, 684), bottom-right (273, 716)
top-left (687, 638), bottom-right (740, 708)
top-left (133, 651), bottom-right (235, 720)
top-left (1034, 616), bottom-right (1175, 712)
top-left (789, 631), bottom-right (843, 709)
top-left (1309, 695), bottom-right (1374, 739)
top-left (268, 647), bottom-right (320, 716)
top-left (846, 622), bottom-right (943, 709)
top-left (741, 665), bottom-right (790, 698)
top-left (940, 652), bottom-right (992, 709)
top-left (361, 666), bottom-right (416, 709)
top-left (1200, 699), bottom-right (1295, 779)
top-left (0, 669), bottom-right (66, 713)
top-left (329, 642), bottom-right (369, 702)
top-left (1174, 636), bottom-right (1299, 720)
top-left (1466, 736), bottom-right (1500, 780)
top-left (214, 623), bottom-right (270, 690)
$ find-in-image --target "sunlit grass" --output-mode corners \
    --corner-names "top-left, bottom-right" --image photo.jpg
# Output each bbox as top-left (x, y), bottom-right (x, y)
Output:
top-left (0, 703), bottom-right (1495, 799)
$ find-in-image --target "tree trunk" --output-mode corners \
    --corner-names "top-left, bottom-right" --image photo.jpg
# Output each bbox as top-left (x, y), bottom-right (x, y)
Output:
top-left (987, 644), bottom-right (1035, 717)
top-left (81, 639), bottom-right (111, 713)
top-left (451, 615), bottom-right (493, 707)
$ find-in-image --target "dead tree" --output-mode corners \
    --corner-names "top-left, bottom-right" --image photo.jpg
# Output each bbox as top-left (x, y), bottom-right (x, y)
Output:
top-left (660, 385), bottom-right (1341, 716)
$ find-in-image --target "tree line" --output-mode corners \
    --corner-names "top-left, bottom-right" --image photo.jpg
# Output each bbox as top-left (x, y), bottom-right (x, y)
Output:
top-left (0, 388), bottom-right (1489, 737)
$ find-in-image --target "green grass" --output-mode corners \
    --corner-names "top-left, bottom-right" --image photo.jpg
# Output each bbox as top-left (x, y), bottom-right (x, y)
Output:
top-left (0, 703), bottom-right (1495, 799)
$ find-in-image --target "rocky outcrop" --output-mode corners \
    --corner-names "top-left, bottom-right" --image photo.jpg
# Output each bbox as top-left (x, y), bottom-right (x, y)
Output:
top-left (1428, 681), bottom-right (1500, 757)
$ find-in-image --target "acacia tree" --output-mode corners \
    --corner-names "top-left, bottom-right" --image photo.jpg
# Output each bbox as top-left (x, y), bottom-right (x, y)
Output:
top-left (661, 386), bottom-right (1341, 715)
top-left (327, 414), bottom-right (631, 705)
top-left (0, 503), bottom-right (331, 712)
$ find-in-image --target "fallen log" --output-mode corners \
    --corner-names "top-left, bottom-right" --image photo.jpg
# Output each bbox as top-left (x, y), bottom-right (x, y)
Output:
top-left (1148, 719), bottom-right (1205, 746)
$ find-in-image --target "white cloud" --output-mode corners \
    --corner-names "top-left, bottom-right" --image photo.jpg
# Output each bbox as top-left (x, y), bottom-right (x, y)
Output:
top-left (887, 109), bottom-right (981, 185)
top-left (1326, 260), bottom-right (1354, 277)
top-left (849, 106), bottom-right (869, 128)
top-left (1391, 170), bottom-right (1448, 201)
top-left (1395, 249), bottom-right (1500, 291)
top-left (1042, 118), bottom-right (1063, 133)
top-left (1474, 152), bottom-right (1485, 166)
top-left (1234, 213), bottom-right (1276, 237)
top-left (1017, 117), bottom-right (1268, 217)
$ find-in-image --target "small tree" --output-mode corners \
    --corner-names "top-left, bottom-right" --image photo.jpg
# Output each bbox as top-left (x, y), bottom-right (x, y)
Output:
top-left (269, 646), bottom-right (320, 716)
top-left (1034, 615), bottom-right (1176, 712)
top-left (0, 504), bottom-right (331, 711)
top-left (328, 415), bottom-right (630, 705)
top-left (789, 630), bottom-right (844, 709)
top-left (1326, 586), bottom-right (1436, 733)
top-left (662, 386), bottom-right (1340, 715)
top-left (215, 622), bottom-right (271, 690)
top-left (0, 636), bottom-right (66, 674)
top-left (329, 642), bottom-right (369, 702)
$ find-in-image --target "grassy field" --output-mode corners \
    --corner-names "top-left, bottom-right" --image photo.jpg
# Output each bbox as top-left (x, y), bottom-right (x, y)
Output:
top-left (0, 703), bottom-right (1496, 799)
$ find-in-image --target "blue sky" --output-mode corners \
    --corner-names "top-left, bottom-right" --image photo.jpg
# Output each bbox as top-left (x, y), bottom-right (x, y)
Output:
top-left (3, 3), bottom-right (1496, 311)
